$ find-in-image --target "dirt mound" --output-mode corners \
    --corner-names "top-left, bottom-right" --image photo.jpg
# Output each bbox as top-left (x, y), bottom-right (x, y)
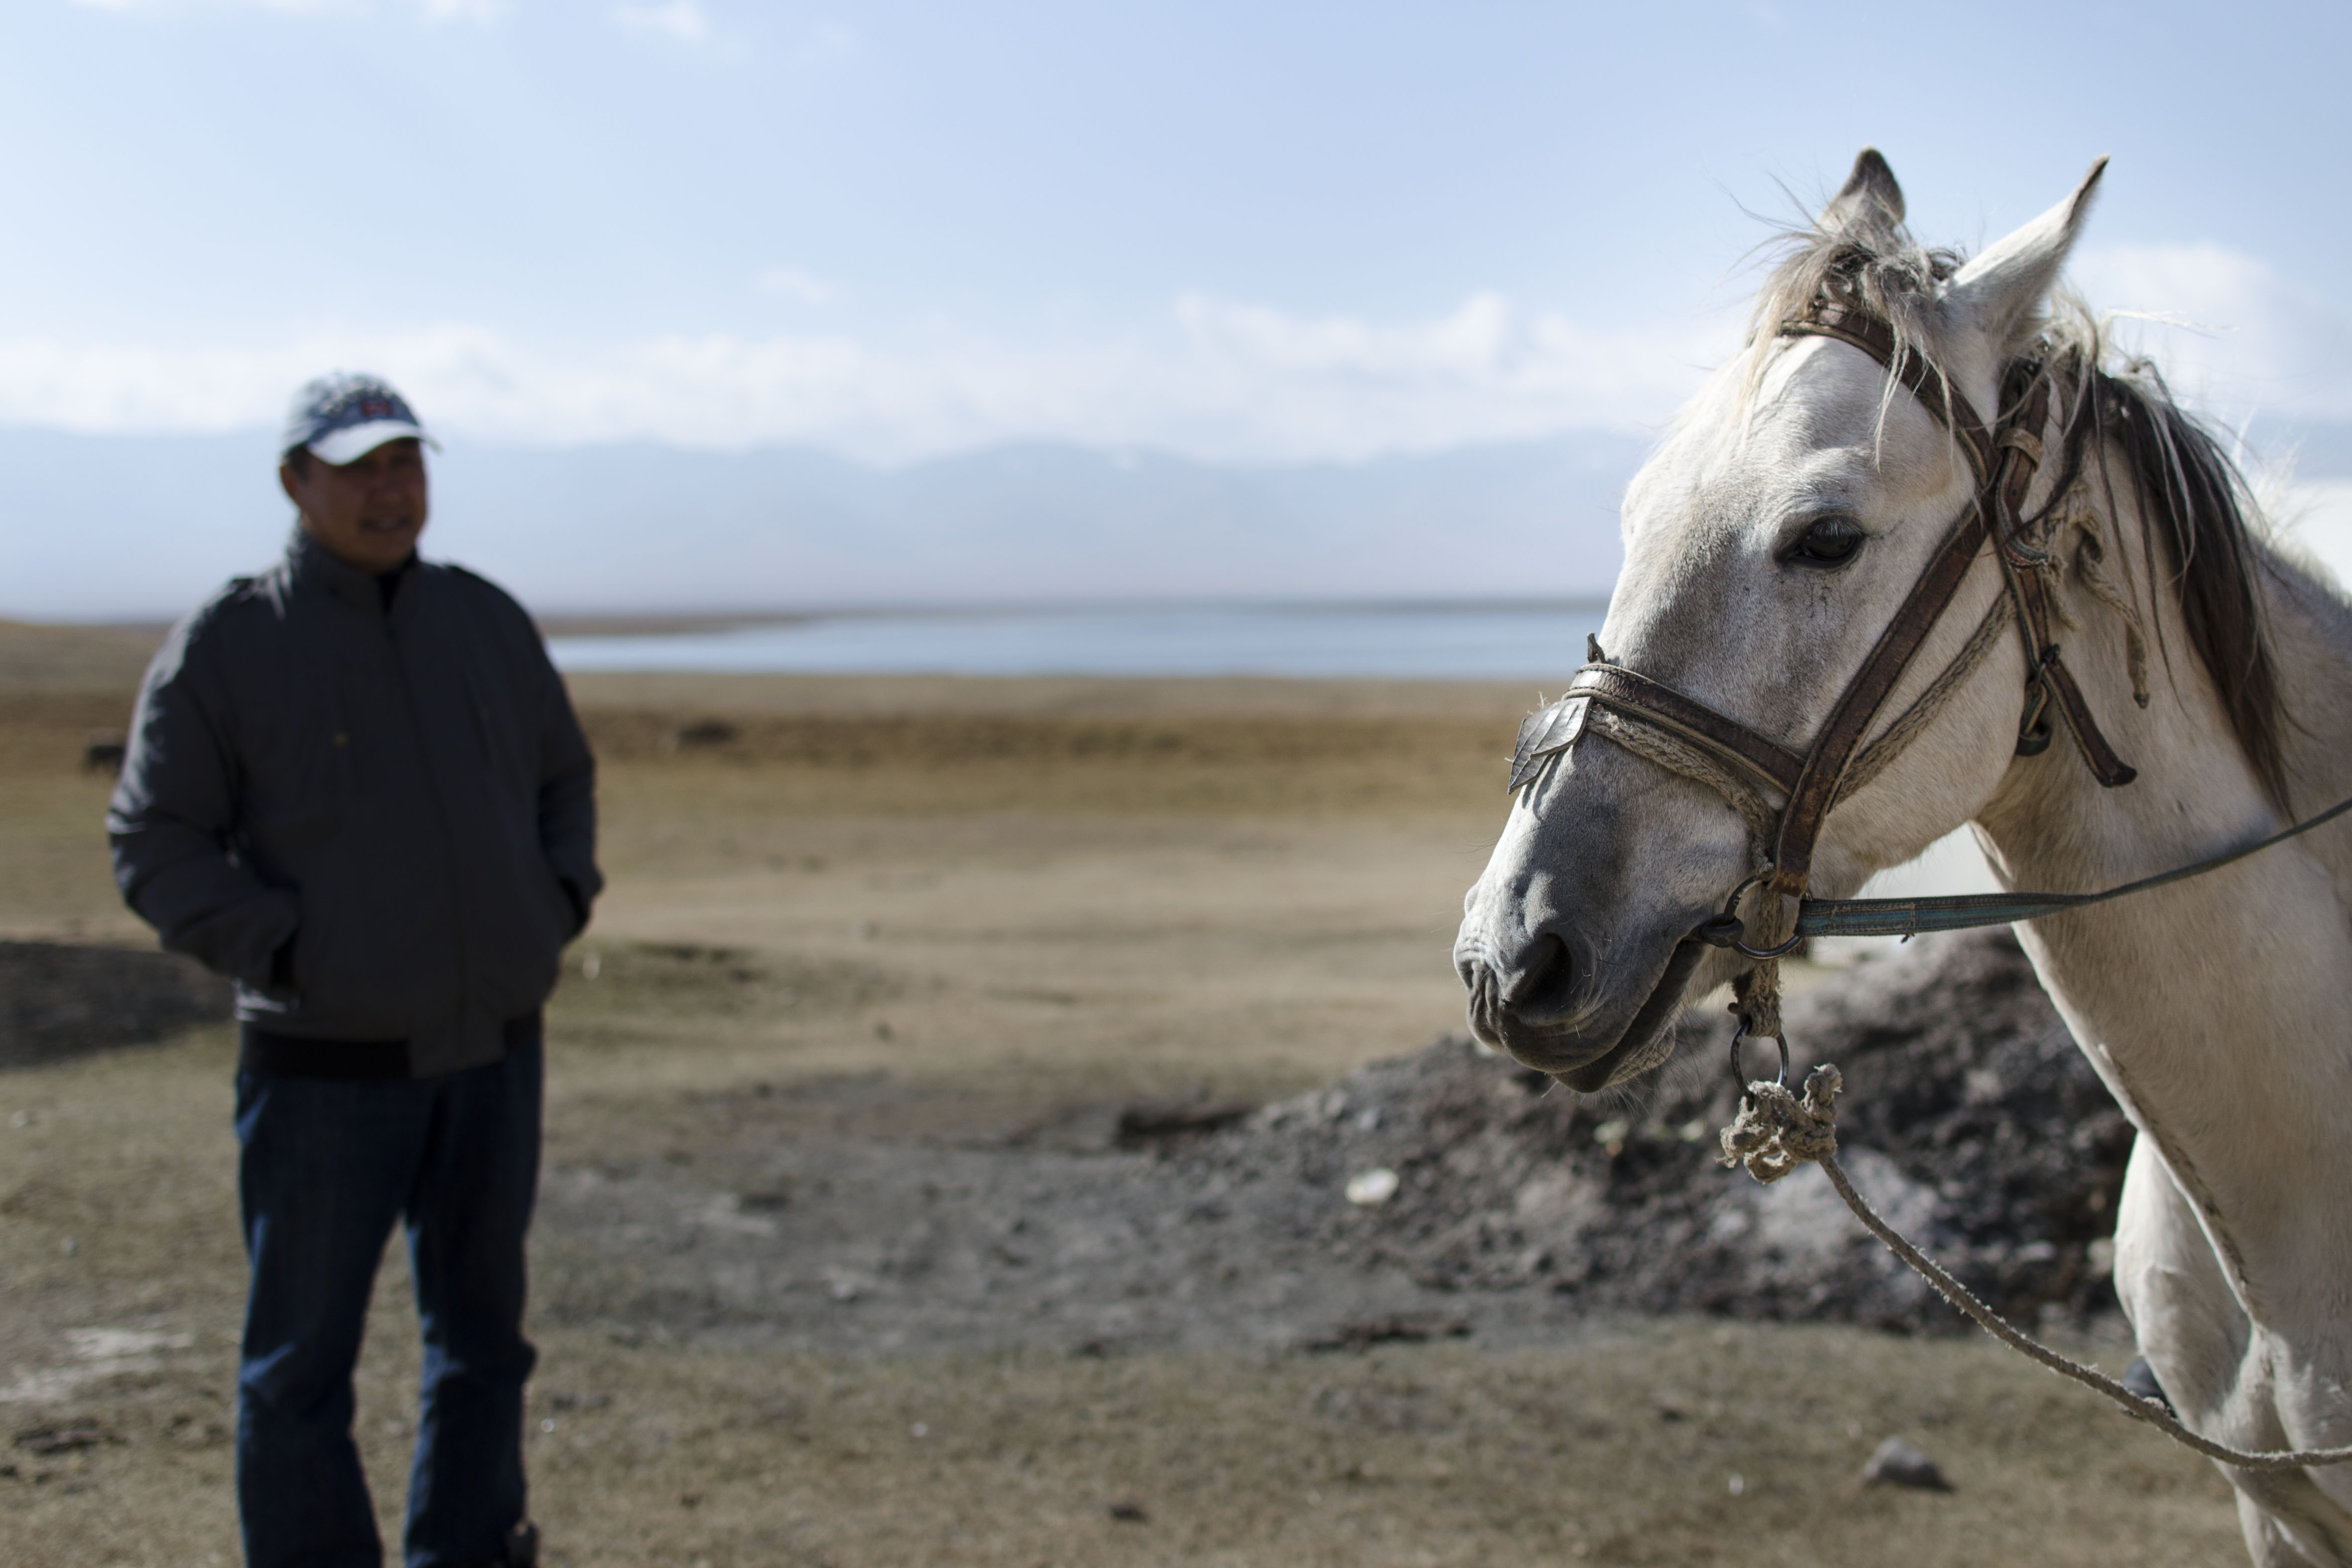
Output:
top-left (1186, 929), bottom-right (2129, 1331)
top-left (0, 941), bottom-right (230, 1069)
top-left (533, 929), bottom-right (2130, 1353)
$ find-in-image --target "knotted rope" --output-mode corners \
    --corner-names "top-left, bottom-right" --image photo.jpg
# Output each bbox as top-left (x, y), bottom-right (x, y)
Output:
top-left (1719, 1065), bottom-right (2352, 1471)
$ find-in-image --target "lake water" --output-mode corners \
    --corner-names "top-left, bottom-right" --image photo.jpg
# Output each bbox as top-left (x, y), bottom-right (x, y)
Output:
top-left (546, 596), bottom-right (2007, 909)
top-left (548, 603), bottom-right (1608, 682)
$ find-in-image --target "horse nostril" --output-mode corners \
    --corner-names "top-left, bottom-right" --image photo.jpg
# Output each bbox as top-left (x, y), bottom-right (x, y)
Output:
top-left (1504, 933), bottom-right (1577, 1022)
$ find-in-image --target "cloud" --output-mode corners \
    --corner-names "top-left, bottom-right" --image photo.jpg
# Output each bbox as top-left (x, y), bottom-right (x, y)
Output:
top-left (68, 255), bottom-right (2341, 464)
top-left (72, 0), bottom-right (500, 16)
top-left (610, 0), bottom-right (710, 43)
top-left (754, 267), bottom-right (836, 304)
top-left (2270, 480), bottom-right (2352, 592)
top-left (0, 294), bottom-right (1729, 464)
top-left (2071, 242), bottom-right (2352, 426)
top-left (71, 0), bottom-right (346, 11)
top-left (784, 18), bottom-right (855, 65)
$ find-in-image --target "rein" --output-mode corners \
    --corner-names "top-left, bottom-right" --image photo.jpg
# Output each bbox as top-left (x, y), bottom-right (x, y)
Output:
top-left (1787, 791), bottom-right (2352, 941)
top-left (1720, 1067), bottom-right (2352, 1471)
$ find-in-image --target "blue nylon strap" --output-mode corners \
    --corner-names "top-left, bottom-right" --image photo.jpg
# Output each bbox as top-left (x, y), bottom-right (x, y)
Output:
top-left (1792, 791), bottom-right (2352, 940)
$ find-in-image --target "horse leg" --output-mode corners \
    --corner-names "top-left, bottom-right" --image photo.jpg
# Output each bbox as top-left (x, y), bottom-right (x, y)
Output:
top-left (2115, 1135), bottom-right (2352, 1566)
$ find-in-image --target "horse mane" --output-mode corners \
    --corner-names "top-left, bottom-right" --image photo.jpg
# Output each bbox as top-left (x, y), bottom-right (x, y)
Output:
top-left (1738, 202), bottom-right (2288, 806)
top-left (2076, 347), bottom-right (2288, 805)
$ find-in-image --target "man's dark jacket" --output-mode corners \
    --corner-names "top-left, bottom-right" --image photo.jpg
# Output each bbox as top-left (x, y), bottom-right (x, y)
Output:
top-left (109, 532), bottom-right (601, 1077)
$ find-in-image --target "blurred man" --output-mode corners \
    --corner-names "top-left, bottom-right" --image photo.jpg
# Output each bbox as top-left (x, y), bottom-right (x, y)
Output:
top-left (109, 374), bottom-right (600, 1568)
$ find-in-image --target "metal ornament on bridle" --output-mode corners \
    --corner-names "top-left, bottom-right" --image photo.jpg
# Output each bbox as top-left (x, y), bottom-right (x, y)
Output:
top-left (1507, 699), bottom-right (1589, 793)
top-left (1506, 636), bottom-right (1603, 791)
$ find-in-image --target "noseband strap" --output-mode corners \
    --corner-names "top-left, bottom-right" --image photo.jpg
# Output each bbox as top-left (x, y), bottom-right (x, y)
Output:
top-left (1541, 664), bottom-right (1805, 798)
top-left (1510, 294), bottom-right (2136, 905)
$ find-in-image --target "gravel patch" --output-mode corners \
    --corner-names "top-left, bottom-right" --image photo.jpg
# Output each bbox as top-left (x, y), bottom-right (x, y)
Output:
top-left (0, 941), bottom-right (228, 1071)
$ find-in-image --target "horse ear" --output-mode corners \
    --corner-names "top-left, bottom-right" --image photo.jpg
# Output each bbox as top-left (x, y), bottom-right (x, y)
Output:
top-left (1822, 148), bottom-right (1905, 229)
top-left (1943, 157), bottom-right (2108, 353)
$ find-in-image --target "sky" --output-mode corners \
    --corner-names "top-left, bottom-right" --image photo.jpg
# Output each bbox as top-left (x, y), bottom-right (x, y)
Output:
top-left (5, 1), bottom-right (2352, 612)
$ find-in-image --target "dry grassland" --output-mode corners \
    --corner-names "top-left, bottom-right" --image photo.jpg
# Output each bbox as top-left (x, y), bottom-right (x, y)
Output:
top-left (0, 626), bottom-right (2240, 1566)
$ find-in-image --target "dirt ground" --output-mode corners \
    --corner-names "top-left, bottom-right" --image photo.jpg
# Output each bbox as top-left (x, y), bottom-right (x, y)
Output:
top-left (0, 624), bottom-right (2241, 1566)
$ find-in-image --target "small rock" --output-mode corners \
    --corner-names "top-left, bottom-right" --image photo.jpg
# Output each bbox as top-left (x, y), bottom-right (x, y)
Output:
top-left (1302, 1312), bottom-right (1469, 1353)
top-left (1862, 1436), bottom-right (1949, 1490)
top-left (1108, 1500), bottom-right (1149, 1523)
top-left (13, 1423), bottom-right (115, 1455)
top-left (1116, 1100), bottom-right (1256, 1146)
top-left (665, 719), bottom-right (738, 752)
top-left (1344, 1168), bottom-right (1399, 1206)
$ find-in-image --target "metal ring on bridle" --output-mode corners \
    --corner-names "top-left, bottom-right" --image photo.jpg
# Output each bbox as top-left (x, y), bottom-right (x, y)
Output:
top-left (1727, 1015), bottom-right (1789, 1095)
top-left (1694, 871), bottom-right (1806, 960)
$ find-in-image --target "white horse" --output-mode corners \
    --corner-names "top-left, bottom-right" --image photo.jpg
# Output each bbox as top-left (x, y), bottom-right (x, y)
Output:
top-left (1454, 150), bottom-right (2352, 1566)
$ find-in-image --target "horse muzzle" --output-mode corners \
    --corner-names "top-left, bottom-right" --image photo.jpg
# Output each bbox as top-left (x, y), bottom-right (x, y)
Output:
top-left (1456, 926), bottom-right (1709, 1092)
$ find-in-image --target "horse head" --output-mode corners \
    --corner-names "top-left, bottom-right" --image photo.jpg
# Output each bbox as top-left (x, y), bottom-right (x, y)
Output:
top-left (1455, 149), bottom-right (2109, 1090)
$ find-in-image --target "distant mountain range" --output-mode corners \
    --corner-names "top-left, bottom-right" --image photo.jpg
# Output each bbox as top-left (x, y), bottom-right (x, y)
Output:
top-left (8, 418), bottom-right (2349, 622)
top-left (0, 429), bottom-right (1656, 620)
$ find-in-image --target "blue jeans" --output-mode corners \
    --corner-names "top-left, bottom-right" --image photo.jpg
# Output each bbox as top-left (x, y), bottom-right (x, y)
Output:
top-left (234, 1037), bottom-right (542, 1568)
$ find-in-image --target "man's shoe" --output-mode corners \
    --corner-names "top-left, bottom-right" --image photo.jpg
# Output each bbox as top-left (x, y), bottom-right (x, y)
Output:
top-left (503, 1521), bottom-right (539, 1568)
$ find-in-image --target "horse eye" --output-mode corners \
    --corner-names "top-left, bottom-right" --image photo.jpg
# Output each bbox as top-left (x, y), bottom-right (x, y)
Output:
top-left (1783, 515), bottom-right (1865, 568)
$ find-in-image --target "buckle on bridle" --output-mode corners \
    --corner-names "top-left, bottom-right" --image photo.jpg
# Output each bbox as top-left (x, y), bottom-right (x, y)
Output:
top-left (2016, 644), bottom-right (2061, 757)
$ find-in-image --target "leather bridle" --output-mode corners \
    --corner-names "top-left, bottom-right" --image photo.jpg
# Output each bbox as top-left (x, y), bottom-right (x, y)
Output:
top-left (1508, 295), bottom-right (2137, 915)
top-left (1499, 290), bottom-right (2352, 1095)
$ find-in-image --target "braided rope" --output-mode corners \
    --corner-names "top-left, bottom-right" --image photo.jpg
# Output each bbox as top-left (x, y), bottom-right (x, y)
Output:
top-left (2066, 512), bottom-right (2153, 709)
top-left (1584, 706), bottom-right (1782, 847)
top-left (1721, 1067), bottom-right (2352, 1472)
top-left (1833, 590), bottom-right (2016, 807)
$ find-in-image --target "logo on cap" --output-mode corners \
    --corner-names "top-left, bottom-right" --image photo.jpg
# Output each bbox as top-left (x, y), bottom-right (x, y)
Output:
top-left (283, 373), bottom-right (436, 466)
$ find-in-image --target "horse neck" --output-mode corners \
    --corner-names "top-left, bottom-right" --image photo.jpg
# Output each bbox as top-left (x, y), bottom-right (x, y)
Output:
top-left (1968, 458), bottom-right (2352, 1323)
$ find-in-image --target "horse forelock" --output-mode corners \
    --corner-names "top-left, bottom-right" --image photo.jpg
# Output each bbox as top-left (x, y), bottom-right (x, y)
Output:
top-left (1735, 199), bottom-right (1963, 424)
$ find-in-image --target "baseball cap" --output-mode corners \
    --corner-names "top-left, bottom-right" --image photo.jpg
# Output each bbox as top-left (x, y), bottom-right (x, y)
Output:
top-left (282, 372), bottom-right (439, 466)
